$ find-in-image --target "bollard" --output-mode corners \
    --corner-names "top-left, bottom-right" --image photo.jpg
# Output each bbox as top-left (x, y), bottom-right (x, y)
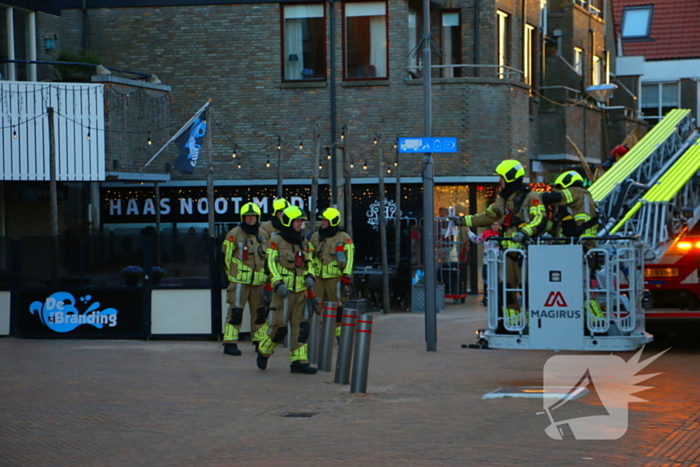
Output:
top-left (350, 315), bottom-right (373, 394)
top-left (308, 312), bottom-right (320, 365)
top-left (334, 308), bottom-right (358, 384)
top-left (317, 301), bottom-right (337, 372)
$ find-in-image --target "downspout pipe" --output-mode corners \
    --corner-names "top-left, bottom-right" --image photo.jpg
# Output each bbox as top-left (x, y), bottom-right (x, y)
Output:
top-left (82, 0), bottom-right (88, 52)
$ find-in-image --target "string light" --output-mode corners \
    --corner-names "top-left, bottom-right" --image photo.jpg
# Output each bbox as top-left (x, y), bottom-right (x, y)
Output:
top-left (340, 127), bottom-right (345, 140)
top-left (299, 139), bottom-right (303, 150)
top-left (350, 160), bottom-right (355, 169)
top-left (237, 162), bottom-right (242, 169)
top-left (266, 156), bottom-right (271, 168)
top-left (387, 168), bottom-right (392, 174)
top-left (394, 139), bottom-right (398, 149)
top-left (87, 127), bottom-right (91, 140)
top-left (12, 126), bottom-right (17, 139)
top-left (394, 158), bottom-right (398, 167)
top-left (232, 146), bottom-right (237, 158)
top-left (326, 149), bottom-right (331, 160)
top-left (318, 163), bottom-right (323, 170)
top-left (147, 132), bottom-right (152, 145)
top-left (277, 137), bottom-right (281, 150)
top-left (363, 160), bottom-right (368, 170)
top-left (373, 136), bottom-right (377, 145)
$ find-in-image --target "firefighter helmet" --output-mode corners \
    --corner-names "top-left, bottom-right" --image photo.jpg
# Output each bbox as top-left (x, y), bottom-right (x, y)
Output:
top-left (494, 159), bottom-right (525, 183)
top-left (554, 171), bottom-right (584, 189)
top-left (280, 206), bottom-right (307, 228)
top-left (319, 207), bottom-right (341, 227)
top-left (272, 198), bottom-right (291, 216)
top-left (240, 202), bottom-right (261, 222)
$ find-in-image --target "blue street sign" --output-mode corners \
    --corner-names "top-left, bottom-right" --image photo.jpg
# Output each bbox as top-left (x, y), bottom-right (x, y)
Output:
top-left (398, 137), bottom-right (458, 153)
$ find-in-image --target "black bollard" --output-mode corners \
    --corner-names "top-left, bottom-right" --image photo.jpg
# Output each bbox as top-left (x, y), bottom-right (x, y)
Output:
top-left (350, 315), bottom-right (373, 393)
top-left (334, 308), bottom-right (358, 384)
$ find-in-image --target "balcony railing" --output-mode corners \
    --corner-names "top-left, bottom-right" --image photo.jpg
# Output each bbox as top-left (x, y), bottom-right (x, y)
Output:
top-left (405, 64), bottom-right (524, 82)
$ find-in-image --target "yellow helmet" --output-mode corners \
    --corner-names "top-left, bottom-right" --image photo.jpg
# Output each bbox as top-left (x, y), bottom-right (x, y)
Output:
top-left (280, 205), bottom-right (307, 228)
top-left (554, 171), bottom-right (584, 189)
top-left (494, 159), bottom-right (525, 183)
top-left (319, 207), bottom-right (341, 227)
top-left (272, 198), bottom-right (291, 216)
top-left (240, 202), bottom-right (261, 221)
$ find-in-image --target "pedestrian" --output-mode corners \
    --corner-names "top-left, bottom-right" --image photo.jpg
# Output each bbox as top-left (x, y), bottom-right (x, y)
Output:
top-left (256, 206), bottom-right (318, 374)
top-left (466, 221), bottom-right (500, 306)
top-left (221, 202), bottom-right (269, 356)
top-left (309, 207), bottom-right (355, 339)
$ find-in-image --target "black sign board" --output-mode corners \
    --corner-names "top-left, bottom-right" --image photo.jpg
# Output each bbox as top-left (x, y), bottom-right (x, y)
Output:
top-left (17, 288), bottom-right (147, 338)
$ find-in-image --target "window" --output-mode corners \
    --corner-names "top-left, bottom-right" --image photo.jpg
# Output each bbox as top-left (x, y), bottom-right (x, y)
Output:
top-left (407, 9), bottom-right (420, 75)
top-left (441, 11), bottom-right (461, 78)
top-left (497, 10), bottom-right (509, 79)
top-left (622, 6), bottom-right (652, 39)
top-left (573, 47), bottom-right (583, 75)
top-left (1, 6), bottom-right (35, 81)
top-left (344, 2), bottom-right (387, 79)
top-left (523, 24), bottom-right (535, 86)
top-left (283, 4), bottom-right (326, 81)
top-left (592, 55), bottom-right (602, 86)
top-left (641, 82), bottom-right (679, 123)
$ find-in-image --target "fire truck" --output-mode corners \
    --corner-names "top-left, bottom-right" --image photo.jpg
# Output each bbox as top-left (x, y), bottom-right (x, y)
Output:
top-left (477, 108), bottom-right (700, 351)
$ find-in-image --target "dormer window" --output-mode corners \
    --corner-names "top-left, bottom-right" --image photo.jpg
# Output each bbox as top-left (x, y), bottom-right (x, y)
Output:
top-left (621, 6), bottom-right (652, 39)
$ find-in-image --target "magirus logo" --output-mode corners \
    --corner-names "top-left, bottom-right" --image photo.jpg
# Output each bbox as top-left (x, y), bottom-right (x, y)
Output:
top-left (540, 347), bottom-right (669, 440)
top-left (29, 292), bottom-right (118, 333)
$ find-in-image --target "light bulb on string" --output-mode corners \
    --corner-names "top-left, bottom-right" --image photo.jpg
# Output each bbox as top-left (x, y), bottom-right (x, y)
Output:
top-left (340, 127), bottom-right (345, 140)
top-left (87, 127), bottom-right (91, 140)
top-left (277, 137), bottom-right (281, 150)
top-left (394, 159), bottom-right (398, 167)
top-left (299, 139), bottom-right (303, 150)
top-left (350, 160), bottom-right (355, 169)
top-left (318, 163), bottom-right (323, 170)
top-left (266, 156), bottom-right (271, 168)
top-left (12, 126), bottom-right (17, 139)
top-left (147, 132), bottom-right (152, 145)
top-left (393, 140), bottom-right (398, 149)
top-left (363, 160), bottom-right (368, 170)
top-left (326, 149), bottom-right (331, 160)
top-left (237, 162), bottom-right (242, 169)
top-left (373, 136), bottom-right (377, 145)
top-left (232, 145), bottom-right (238, 158)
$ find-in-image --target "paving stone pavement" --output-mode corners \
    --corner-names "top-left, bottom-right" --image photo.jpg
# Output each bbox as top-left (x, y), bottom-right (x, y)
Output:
top-left (1, 296), bottom-right (699, 467)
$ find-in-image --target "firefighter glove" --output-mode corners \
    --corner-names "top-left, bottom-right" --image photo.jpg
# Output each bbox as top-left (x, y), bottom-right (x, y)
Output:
top-left (305, 275), bottom-right (315, 289)
top-left (275, 282), bottom-right (288, 298)
top-left (512, 231), bottom-right (526, 244)
top-left (449, 216), bottom-right (464, 227)
top-left (341, 275), bottom-right (352, 286)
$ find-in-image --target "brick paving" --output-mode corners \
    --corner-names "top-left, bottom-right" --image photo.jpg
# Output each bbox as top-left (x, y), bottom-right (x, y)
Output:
top-left (1, 296), bottom-right (699, 467)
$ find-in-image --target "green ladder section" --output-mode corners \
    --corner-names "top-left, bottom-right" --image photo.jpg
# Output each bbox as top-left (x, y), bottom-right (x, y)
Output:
top-left (611, 137), bottom-right (700, 234)
top-left (590, 108), bottom-right (691, 202)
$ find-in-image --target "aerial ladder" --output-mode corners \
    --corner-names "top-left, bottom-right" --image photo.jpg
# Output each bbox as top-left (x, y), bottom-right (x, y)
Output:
top-left (478, 109), bottom-right (700, 351)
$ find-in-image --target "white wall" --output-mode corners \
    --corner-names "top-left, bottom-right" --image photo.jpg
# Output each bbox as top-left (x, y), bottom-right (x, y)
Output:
top-left (150, 289), bottom-right (250, 335)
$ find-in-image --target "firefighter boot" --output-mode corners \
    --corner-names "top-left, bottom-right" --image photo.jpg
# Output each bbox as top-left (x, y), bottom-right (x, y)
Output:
top-left (256, 352), bottom-right (268, 370)
top-left (223, 343), bottom-right (242, 356)
top-left (290, 361), bottom-right (318, 374)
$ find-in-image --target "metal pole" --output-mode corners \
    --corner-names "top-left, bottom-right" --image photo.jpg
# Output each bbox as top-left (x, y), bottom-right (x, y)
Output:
top-left (277, 137), bottom-right (284, 199)
top-left (394, 143), bottom-right (401, 268)
top-left (377, 138), bottom-right (391, 314)
top-left (343, 126), bottom-right (353, 237)
top-left (318, 300), bottom-right (337, 372)
top-left (205, 106), bottom-right (214, 237)
top-left (48, 107), bottom-right (59, 286)
top-left (334, 307), bottom-right (357, 384)
top-left (350, 315), bottom-right (373, 393)
top-left (308, 312), bottom-right (320, 365)
top-left (329, 0), bottom-right (338, 206)
top-left (421, 0), bottom-right (437, 351)
top-left (310, 124), bottom-right (320, 232)
top-left (154, 181), bottom-right (161, 266)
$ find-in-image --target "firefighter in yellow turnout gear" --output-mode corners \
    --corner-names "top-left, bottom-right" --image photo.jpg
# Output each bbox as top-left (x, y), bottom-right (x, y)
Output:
top-left (260, 198), bottom-right (291, 320)
top-left (256, 206), bottom-right (318, 374)
top-left (309, 208), bottom-right (355, 338)
top-left (452, 160), bottom-right (548, 329)
top-left (541, 171), bottom-right (598, 239)
top-left (222, 202), bottom-right (269, 356)
top-left (543, 170), bottom-right (603, 325)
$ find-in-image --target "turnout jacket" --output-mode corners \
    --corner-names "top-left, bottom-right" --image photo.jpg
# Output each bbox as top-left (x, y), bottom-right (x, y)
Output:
top-left (267, 233), bottom-right (314, 292)
top-left (222, 225), bottom-right (269, 285)
top-left (542, 186), bottom-right (598, 237)
top-left (460, 183), bottom-right (547, 242)
top-left (309, 229), bottom-right (355, 278)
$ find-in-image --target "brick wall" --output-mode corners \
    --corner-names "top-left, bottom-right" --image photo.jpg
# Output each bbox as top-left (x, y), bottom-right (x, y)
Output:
top-left (54, 1), bottom-right (540, 183)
